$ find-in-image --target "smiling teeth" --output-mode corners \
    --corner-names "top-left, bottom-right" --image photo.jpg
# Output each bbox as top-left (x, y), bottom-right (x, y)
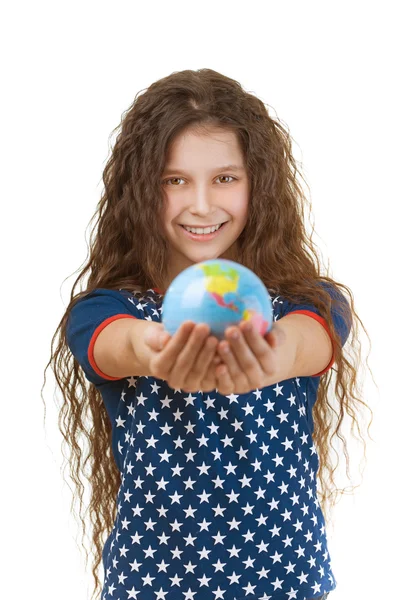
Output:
top-left (183, 223), bottom-right (223, 234)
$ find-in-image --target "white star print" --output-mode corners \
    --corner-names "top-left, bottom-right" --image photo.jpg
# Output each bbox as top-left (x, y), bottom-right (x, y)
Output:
top-left (71, 288), bottom-right (338, 600)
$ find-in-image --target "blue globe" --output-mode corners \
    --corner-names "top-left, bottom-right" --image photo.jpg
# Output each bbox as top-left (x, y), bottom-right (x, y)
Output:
top-left (161, 259), bottom-right (273, 340)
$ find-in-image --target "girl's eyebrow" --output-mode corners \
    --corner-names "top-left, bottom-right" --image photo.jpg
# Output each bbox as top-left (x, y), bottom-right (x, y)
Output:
top-left (162, 164), bottom-right (245, 175)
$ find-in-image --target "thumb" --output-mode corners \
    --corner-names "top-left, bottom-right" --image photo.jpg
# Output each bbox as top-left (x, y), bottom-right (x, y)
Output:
top-left (144, 323), bottom-right (171, 351)
top-left (265, 324), bottom-right (285, 348)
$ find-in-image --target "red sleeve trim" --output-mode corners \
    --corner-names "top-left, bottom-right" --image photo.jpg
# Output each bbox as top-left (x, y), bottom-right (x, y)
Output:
top-left (287, 310), bottom-right (335, 377)
top-left (88, 314), bottom-right (138, 381)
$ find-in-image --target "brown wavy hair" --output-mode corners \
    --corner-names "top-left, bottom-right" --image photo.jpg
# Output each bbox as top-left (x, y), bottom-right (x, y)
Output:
top-left (42, 68), bottom-right (376, 600)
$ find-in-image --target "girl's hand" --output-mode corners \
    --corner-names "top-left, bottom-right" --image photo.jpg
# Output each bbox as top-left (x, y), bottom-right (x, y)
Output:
top-left (143, 321), bottom-right (223, 393)
top-left (214, 321), bottom-right (286, 395)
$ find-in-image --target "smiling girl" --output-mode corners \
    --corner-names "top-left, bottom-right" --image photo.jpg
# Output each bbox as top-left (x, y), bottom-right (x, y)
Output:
top-left (45, 68), bottom-right (374, 600)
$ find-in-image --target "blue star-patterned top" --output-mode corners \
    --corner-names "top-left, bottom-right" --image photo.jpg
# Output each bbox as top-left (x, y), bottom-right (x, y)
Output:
top-left (66, 283), bottom-right (351, 600)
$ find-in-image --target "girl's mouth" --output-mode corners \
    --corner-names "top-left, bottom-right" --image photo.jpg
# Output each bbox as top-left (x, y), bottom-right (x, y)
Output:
top-left (179, 221), bottom-right (228, 242)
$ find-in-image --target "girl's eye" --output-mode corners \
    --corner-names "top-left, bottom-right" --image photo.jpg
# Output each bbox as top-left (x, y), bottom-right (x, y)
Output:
top-left (163, 175), bottom-right (235, 186)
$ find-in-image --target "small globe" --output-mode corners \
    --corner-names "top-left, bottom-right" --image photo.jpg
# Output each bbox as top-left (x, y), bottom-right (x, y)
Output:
top-left (161, 259), bottom-right (273, 340)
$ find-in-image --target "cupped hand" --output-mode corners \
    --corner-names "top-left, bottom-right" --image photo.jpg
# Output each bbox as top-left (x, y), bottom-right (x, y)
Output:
top-left (143, 321), bottom-right (223, 393)
top-left (214, 320), bottom-right (286, 395)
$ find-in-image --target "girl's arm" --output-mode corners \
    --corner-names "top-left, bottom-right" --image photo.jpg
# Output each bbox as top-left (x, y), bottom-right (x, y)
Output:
top-left (92, 318), bottom-right (221, 389)
top-left (93, 318), bottom-right (155, 378)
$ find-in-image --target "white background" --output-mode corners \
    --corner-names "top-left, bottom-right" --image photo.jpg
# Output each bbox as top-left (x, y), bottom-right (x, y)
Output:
top-left (2, 1), bottom-right (398, 598)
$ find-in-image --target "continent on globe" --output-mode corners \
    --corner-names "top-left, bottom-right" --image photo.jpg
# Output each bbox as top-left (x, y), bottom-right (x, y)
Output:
top-left (199, 263), bottom-right (241, 313)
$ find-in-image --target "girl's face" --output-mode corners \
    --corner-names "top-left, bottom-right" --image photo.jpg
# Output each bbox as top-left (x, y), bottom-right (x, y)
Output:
top-left (160, 126), bottom-right (250, 289)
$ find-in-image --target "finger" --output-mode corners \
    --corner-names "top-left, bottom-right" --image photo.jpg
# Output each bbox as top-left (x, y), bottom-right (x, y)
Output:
top-left (153, 321), bottom-right (195, 376)
top-left (182, 335), bottom-right (218, 391)
top-left (144, 325), bottom-right (171, 352)
top-left (215, 363), bottom-right (235, 396)
top-left (213, 354), bottom-right (223, 365)
top-left (197, 336), bottom-right (219, 380)
top-left (239, 322), bottom-right (278, 376)
top-left (226, 326), bottom-right (265, 381)
top-left (168, 323), bottom-right (210, 385)
top-left (203, 346), bottom-right (224, 391)
top-left (158, 332), bottom-right (171, 350)
top-left (217, 339), bottom-right (249, 389)
top-left (192, 348), bottom-right (220, 394)
top-left (264, 325), bottom-right (285, 349)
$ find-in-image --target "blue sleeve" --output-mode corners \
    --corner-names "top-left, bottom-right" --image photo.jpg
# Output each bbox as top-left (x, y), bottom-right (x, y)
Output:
top-left (65, 288), bottom-right (146, 386)
top-left (277, 281), bottom-right (352, 347)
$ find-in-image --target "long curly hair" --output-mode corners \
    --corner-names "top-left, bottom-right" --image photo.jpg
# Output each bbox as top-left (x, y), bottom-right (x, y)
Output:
top-left (42, 68), bottom-right (376, 600)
